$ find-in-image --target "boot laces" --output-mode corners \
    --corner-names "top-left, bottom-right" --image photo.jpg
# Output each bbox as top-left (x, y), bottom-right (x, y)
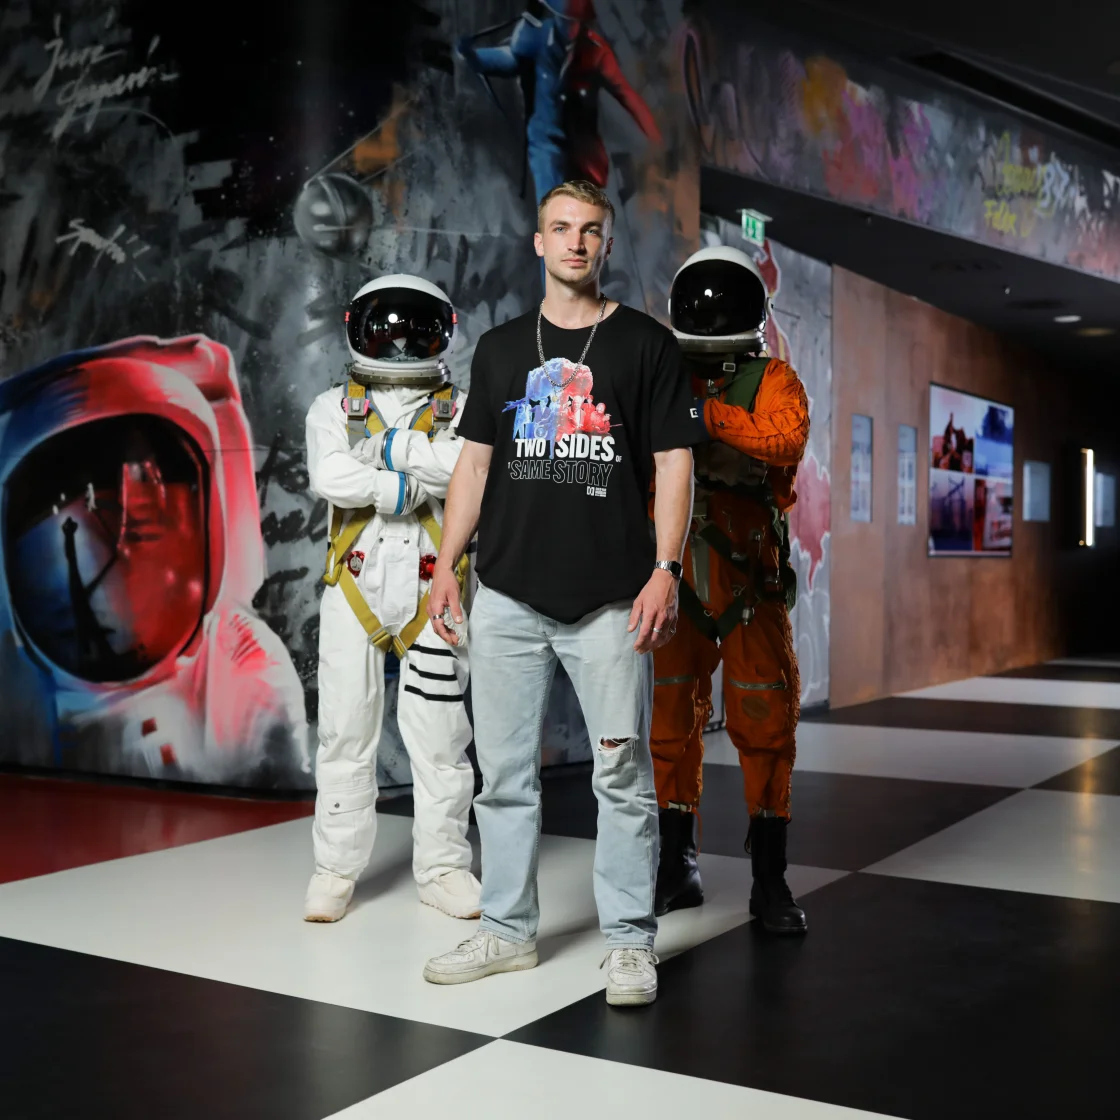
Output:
top-left (448, 930), bottom-right (492, 958)
top-left (600, 947), bottom-right (659, 973)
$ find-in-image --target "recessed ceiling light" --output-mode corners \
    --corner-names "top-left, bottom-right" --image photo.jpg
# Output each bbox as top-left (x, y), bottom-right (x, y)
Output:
top-left (1054, 314), bottom-right (1082, 323)
top-left (1075, 326), bottom-right (1116, 337)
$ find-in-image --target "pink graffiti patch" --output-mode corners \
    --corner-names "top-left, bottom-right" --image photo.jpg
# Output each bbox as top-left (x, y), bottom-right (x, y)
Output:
top-left (789, 451), bottom-right (830, 588)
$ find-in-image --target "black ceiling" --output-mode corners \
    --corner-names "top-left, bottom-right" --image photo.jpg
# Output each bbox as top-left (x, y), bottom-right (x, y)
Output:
top-left (701, 166), bottom-right (1120, 373)
top-left (700, 1), bottom-right (1120, 373)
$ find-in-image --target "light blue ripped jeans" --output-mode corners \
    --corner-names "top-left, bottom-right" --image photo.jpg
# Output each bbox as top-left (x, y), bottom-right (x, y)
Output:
top-left (470, 582), bottom-right (659, 949)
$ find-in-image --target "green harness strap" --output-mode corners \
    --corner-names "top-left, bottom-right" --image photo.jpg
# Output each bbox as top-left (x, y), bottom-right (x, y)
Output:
top-left (325, 381), bottom-right (466, 657)
top-left (679, 356), bottom-right (798, 641)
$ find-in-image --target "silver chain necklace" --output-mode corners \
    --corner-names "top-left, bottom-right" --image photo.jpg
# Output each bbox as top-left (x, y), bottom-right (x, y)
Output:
top-left (536, 295), bottom-right (607, 379)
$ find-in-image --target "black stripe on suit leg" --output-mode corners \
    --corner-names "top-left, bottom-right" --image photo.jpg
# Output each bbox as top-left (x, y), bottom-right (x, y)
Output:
top-left (404, 684), bottom-right (466, 703)
top-left (410, 665), bottom-right (459, 682)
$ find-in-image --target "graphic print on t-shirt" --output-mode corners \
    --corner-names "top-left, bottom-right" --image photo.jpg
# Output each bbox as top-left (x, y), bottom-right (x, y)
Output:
top-left (501, 357), bottom-right (619, 498)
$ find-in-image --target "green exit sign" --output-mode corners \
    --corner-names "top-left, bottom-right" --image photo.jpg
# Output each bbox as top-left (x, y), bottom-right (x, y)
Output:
top-left (740, 208), bottom-right (769, 246)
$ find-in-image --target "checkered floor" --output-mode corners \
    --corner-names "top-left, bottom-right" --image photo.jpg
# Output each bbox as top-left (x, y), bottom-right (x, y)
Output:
top-left (3, 661), bottom-right (1119, 1119)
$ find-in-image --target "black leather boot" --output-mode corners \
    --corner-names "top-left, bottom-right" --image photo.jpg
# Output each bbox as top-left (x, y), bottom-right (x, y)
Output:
top-left (654, 807), bottom-right (704, 916)
top-left (747, 816), bottom-right (807, 934)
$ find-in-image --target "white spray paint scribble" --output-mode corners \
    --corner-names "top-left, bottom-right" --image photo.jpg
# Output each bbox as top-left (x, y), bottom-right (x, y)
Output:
top-left (55, 219), bottom-right (152, 279)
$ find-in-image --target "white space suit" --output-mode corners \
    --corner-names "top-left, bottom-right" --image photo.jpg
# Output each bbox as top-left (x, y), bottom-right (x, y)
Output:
top-left (303, 274), bottom-right (478, 922)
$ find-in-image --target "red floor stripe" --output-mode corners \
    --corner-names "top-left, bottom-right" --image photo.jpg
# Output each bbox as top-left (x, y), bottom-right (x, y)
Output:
top-left (0, 774), bottom-right (313, 884)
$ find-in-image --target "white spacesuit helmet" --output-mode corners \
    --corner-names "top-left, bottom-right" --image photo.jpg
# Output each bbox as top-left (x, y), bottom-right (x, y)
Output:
top-left (668, 246), bottom-right (770, 355)
top-left (345, 274), bottom-right (456, 389)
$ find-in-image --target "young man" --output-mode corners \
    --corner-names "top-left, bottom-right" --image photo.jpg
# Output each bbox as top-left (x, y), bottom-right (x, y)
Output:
top-left (420, 180), bottom-right (698, 1006)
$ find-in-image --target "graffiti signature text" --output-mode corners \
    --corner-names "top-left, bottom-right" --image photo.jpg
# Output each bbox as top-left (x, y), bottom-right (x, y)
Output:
top-left (55, 219), bottom-right (152, 278)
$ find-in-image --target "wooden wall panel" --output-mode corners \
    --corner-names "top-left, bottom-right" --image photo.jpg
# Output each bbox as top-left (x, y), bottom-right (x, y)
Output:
top-left (830, 271), bottom-right (887, 705)
top-left (830, 266), bottom-right (1120, 708)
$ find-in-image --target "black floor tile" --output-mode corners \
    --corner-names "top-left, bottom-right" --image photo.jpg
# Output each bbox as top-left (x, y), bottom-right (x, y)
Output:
top-left (507, 874), bottom-right (1120, 1120)
top-left (0, 937), bottom-right (489, 1120)
top-left (387, 761), bottom-right (1016, 873)
top-left (1034, 744), bottom-right (1120, 795)
top-left (995, 663), bottom-right (1120, 682)
top-left (698, 768), bottom-right (1014, 871)
top-left (386, 763), bottom-right (1014, 871)
top-left (803, 696), bottom-right (1120, 739)
top-left (380, 763), bottom-right (602, 841)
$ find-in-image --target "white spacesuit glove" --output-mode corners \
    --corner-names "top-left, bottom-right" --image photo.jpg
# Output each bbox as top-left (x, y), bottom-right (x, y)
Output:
top-left (352, 428), bottom-right (389, 468)
top-left (368, 467), bottom-right (428, 516)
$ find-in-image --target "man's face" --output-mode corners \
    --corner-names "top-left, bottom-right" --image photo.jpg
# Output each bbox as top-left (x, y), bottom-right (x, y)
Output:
top-left (535, 196), bottom-right (613, 288)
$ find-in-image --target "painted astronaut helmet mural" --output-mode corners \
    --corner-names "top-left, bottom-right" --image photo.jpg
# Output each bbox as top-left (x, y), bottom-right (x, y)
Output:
top-left (5, 414), bottom-right (209, 682)
top-left (669, 245), bottom-right (770, 354)
top-left (345, 274), bottom-right (456, 390)
top-left (0, 336), bottom-right (309, 788)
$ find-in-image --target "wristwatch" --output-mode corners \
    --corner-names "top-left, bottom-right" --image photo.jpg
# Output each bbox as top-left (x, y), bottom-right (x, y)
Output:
top-left (654, 560), bottom-right (683, 580)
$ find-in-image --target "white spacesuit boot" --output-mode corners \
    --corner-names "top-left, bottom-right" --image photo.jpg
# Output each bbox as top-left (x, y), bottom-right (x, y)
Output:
top-left (303, 274), bottom-right (478, 923)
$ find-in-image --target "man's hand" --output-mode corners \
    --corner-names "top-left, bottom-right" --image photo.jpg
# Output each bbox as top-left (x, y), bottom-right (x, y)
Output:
top-left (427, 563), bottom-right (464, 646)
top-left (628, 569), bottom-right (679, 653)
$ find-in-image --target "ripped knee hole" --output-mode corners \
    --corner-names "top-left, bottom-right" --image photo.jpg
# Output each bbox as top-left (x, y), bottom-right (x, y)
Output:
top-left (599, 736), bottom-right (636, 750)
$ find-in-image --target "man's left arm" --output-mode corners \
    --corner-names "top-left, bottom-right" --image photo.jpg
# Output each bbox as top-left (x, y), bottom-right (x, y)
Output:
top-left (597, 39), bottom-right (663, 144)
top-left (629, 447), bottom-right (694, 653)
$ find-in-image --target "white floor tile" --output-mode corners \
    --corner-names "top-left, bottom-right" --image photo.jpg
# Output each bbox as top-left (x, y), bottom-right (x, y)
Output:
top-left (701, 725), bottom-right (1117, 788)
top-left (328, 1040), bottom-right (898, 1119)
top-left (899, 676), bottom-right (1120, 709)
top-left (865, 789), bottom-right (1120, 903)
top-left (0, 814), bottom-right (843, 1037)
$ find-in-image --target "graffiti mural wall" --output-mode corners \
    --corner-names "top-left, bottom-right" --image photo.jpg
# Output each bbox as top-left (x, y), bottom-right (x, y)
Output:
top-left (682, 8), bottom-right (1120, 283)
top-left (701, 216), bottom-right (832, 707)
top-left (0, 0), bottom-right (694, 787)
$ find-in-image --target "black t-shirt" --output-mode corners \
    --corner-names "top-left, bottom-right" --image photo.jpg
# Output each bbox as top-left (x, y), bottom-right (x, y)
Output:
top-left (457, 303), bottom-right (702, 623)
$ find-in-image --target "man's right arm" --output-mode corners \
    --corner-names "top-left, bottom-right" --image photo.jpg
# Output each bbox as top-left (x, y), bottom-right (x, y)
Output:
top-left (428, 439), bottom-right (493, 643)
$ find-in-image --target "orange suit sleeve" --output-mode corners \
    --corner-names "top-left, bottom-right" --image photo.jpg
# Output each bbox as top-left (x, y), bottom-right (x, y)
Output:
top-left (702, 359), bottom-right (809, 467)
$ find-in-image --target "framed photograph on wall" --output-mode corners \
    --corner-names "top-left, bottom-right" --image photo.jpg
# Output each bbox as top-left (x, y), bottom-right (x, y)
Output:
top-left (928, 384), bottom-right (1014, 556)
top-left (1023, 460), bottom-right (1051, 522)
top-left (898, 424), bottom-right (917, 525)
top-left (851, 414), bottom-right (873, 523)
top-left (1095, 472), bottom-right (1116, 529)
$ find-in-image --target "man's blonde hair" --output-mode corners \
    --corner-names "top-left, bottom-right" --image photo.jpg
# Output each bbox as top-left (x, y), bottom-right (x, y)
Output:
top-left (537, 180), bottom-right (615, 232)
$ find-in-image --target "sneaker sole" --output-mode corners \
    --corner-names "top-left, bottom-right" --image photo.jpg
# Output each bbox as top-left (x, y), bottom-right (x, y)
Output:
top-left (418, 895), bottom-right (482, 920)
top-left (423, 950), bottom-right (538, 985)
top-left (303, 912), bottom-right (345, 923)
top-left (606, 986), bottom-right (657, 1007)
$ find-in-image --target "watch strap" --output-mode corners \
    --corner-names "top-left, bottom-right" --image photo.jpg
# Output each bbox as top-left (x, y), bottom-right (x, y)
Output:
top-left (654, 560), bottom-right (683, 580)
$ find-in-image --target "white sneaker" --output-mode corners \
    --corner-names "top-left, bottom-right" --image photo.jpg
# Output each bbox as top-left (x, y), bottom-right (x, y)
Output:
top-left (601, 947), bottom-right (659, 1006)
top-left (423, 930), bottom-right (538, 985)
top-left (417, 869), bottom-right (483, 919)
top-left (303, 871), bottom-right (355, 922)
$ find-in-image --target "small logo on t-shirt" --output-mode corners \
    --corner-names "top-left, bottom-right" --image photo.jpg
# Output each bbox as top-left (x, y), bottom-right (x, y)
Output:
top-left (503, 357), bottom-right (620, 496)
